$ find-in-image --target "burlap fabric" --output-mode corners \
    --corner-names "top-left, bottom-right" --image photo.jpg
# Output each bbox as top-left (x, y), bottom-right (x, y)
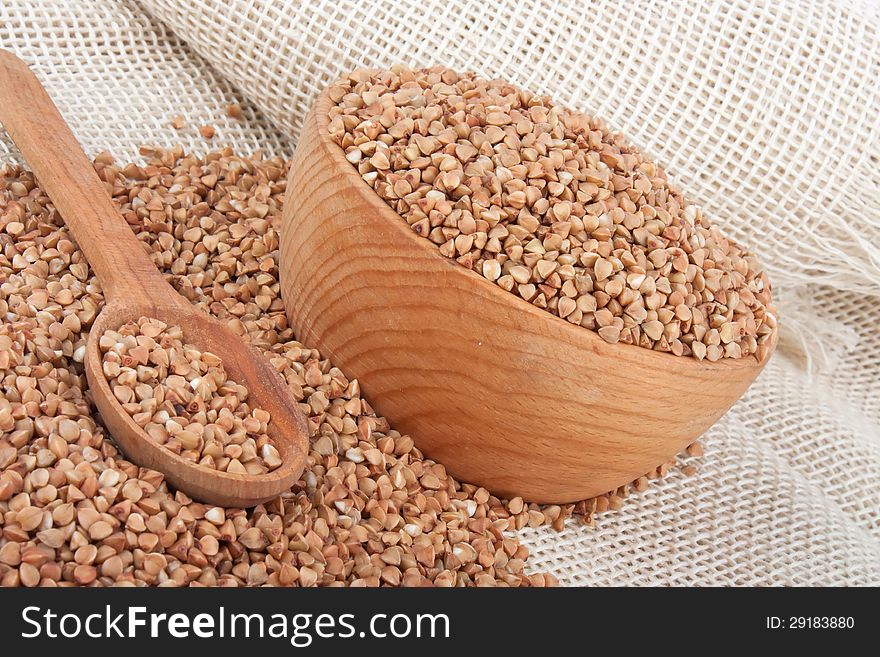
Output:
top-left (2, 0), bottom-right (878, 585)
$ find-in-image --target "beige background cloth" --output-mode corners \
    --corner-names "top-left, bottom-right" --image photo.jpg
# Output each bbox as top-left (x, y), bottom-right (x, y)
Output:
top-left (1, 0), bottom-right (878, 585)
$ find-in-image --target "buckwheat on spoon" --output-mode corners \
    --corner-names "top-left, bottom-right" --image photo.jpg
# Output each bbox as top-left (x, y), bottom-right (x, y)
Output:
top-left (99, 317), bottom-right (283, 475)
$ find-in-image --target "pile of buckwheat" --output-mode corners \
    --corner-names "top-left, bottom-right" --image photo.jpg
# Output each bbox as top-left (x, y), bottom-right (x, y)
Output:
top-left (0, 146), bottom-right (698, 587)
top-left (99, 317), bottom-right (281, 474)
top-left (328, 66), bottom-right (776, 361)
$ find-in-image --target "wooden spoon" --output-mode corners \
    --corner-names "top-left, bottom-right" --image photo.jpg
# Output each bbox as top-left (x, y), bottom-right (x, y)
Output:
top-left (0, 51), bottom-right (308, 507)
top-left (281, 88), bottom-right (776, 503)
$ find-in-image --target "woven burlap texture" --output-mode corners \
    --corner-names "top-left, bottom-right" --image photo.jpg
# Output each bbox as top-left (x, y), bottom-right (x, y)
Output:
top-left (2, 0), bottom-right (878, 585)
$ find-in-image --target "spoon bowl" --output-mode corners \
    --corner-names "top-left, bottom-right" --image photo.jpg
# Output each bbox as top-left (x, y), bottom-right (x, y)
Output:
top-left (280, 88), bottom-right (775, 503)
top-left (0, 50), bottom-right (308, 507)
top-left (86, 300), bottom-right (307, 507)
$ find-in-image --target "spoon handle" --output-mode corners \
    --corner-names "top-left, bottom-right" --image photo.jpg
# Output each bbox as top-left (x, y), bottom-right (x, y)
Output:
top-left (0, 50), bottom-right (173, 305)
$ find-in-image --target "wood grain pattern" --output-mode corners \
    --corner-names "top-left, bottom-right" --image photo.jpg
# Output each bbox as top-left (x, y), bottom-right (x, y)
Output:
top-left (281, 89), bottom-right (775, 503)
top-left (0, 50), bottom-right (308, 507)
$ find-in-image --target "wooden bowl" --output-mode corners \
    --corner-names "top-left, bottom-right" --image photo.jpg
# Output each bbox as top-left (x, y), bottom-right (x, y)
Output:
top-left (280, 90), bottom-right (774, 503)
